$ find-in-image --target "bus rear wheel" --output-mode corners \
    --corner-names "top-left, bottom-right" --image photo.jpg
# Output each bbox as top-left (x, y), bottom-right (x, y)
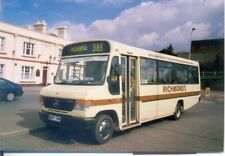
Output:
top-left (172, 103), bottom-right (182, 120)
top-left (92, 114), bottom-right (113, 144)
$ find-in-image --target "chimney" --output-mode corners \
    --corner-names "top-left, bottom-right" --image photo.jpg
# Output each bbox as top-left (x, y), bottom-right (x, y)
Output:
top-left (34, 20), bottom-right (47, 34)
top-left (57, 26), bottom-right (67, 39)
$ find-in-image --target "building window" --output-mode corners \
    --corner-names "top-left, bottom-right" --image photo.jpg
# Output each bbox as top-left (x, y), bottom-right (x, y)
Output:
top-left (36, 69), bottom-right (40, 77)
top-left (140, 58), bottom-right (157, 84)
top-left (21, 66), bottom-right (34, 80)
top-left (69, 68), bottom-right (81, 80)
top-left (23, 42), bottom-right (35, 56)
top-left (0, 64), bottom-right (5, 78)
top-left (0, 37), bottom-right (6, 52)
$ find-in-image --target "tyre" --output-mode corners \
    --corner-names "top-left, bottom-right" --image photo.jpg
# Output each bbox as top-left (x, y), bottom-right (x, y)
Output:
top-left (92, 114), bottom-right (113, 144)
top-left (6, 92), bottom-right (15, 101)
top-left (172, 103), bottom-right (182, 120)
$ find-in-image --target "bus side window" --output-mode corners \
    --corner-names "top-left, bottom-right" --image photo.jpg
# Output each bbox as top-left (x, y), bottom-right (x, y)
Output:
top-left (188, 66), bottom-right (199, 84)
top-left (108, 56), bottom-right (120, 95)
top-left (158, 61), bottom-right (174, 84)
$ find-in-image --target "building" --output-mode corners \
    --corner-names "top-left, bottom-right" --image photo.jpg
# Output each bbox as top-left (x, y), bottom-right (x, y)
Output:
top-left (191, 39), bottom-right (224, 72)
top-left (0, 21), bottom-right (72, 86)
top-left (178, 39), bottom-right (224, 71)
top-left (177, 38), bottom-right (224, 90)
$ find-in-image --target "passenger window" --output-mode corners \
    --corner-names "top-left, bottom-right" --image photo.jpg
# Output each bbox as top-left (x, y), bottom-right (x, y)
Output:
top-left (188, 66), bottom-right (199, 84)
top-left (174, 64), bottom-right (188, 84)
top-left (140, 58), bottom-right (157, 84)
top-left (158, 61), bottom-right (174, 84)
top-left (108, 56), bottom-right (120, 95)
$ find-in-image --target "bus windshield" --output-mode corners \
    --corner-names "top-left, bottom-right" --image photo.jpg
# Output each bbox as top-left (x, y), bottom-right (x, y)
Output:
top-left (54, 56), bottom-right (108, 85)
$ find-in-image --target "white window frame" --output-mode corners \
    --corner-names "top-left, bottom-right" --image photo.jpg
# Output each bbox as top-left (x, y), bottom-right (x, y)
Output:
top-left (0, 37), bottom-right (6, 52)
top-left (21, 66), bottom-right (34, 80)
top-left (23, 42), bottom-right (35, 56)
top-left (0, 64), bottom-right (5, 78)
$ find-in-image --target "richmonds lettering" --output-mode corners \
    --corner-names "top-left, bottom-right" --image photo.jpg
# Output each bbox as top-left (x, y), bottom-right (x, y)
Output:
top-left (163, 85), bottom-right (186, 93)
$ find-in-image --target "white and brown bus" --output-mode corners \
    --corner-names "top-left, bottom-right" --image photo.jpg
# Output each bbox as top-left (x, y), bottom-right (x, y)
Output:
top-left (39, 40), bottom-right (201, 144)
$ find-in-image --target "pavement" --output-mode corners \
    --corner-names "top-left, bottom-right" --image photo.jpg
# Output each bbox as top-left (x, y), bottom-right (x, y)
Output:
top-left (22, 86), bottom-right (44, 92)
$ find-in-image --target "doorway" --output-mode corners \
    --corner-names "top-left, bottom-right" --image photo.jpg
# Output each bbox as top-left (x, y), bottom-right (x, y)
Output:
top-left (121, 56), bottom-right (138, 126)
top-left (42, 66), bottom-right (48, 86)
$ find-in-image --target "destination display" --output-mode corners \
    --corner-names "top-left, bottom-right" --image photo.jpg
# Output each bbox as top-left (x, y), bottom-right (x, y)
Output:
top-left (62, 41), bottom-right (110, 56)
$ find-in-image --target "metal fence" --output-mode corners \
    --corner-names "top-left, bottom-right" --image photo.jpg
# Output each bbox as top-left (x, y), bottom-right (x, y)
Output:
top-left (201, 71), bottom-right (224, 80)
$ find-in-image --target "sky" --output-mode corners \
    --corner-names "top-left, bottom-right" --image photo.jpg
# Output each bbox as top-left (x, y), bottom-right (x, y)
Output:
top-left (0, 0), bottom-right (224, 52)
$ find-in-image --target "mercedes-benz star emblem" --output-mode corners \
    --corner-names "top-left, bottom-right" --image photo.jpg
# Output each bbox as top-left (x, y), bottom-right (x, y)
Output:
top-left (53, 99), bottom-right (60, 108)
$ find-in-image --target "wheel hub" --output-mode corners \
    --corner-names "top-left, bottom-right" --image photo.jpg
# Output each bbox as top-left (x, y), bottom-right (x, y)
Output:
top-left (99, 120), bottom-right (111, 139)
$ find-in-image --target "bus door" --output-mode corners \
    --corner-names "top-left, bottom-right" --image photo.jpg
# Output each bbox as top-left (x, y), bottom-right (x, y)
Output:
top-left (121, 56), bottom-right (138, 126)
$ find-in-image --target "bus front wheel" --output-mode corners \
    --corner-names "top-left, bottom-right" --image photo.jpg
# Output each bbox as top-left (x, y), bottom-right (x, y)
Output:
top-left (92, 114), bottom-right (113, 144)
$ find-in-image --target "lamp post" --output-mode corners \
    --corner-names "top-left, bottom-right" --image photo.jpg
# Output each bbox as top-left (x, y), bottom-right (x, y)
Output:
top-left (189, 27), bottom-right (196, 59)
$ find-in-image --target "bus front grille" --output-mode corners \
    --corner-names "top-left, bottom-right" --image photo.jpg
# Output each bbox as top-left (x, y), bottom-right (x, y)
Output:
top-left (43, 97), bottom-right (74, 111)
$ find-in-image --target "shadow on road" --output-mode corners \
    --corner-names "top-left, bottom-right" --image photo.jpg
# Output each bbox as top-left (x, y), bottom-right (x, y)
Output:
top-left (16, 109), bottom-right (45, 131)
top-left (15, 108), bottom-right (193, 146)
top-left (31, 127), bottom-right (98, 145)
top-left (0, 98), bottom-right (20, 104)
top-left (27, 116), bottom-right (170, 145)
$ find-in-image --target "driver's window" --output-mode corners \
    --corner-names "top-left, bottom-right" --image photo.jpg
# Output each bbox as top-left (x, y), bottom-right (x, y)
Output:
top-left (108, 56), bottom-right (120, 95)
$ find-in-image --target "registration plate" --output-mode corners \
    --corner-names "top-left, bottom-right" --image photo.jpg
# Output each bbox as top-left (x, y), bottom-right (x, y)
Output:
top-left (48, 114), bottom-right (61, 122)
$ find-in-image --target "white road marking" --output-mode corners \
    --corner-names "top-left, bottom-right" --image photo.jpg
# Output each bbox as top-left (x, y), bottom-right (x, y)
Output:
top-left (0, 129), bottom-right (29, 136)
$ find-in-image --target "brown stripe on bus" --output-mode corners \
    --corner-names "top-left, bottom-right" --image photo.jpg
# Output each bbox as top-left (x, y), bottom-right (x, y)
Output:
top-left (139, 91), bottom-right (201, 102)
top-left (74, 91), bottom-right (200, 106)
top-left (75, 98), bottom-right (122, 106)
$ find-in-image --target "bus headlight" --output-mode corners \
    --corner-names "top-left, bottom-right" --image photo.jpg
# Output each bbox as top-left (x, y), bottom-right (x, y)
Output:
top-left (74, 104), bottom-right (91, 111)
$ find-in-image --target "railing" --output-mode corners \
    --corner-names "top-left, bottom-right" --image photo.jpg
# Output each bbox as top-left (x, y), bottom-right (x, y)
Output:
top-left (201, 71), bottom-right (224, 80)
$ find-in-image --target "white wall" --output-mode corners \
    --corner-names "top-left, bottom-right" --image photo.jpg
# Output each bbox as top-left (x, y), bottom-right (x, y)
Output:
top-left (0, 22), bottom-right (72, 85)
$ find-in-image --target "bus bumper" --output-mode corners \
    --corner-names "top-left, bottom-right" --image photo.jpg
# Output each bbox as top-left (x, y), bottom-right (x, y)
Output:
top-left (39, 111), bottom-right (95, 130)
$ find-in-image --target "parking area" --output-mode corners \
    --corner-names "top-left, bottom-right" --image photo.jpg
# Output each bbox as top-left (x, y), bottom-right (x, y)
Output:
top-left (0, 89), bottom-right (224, 153)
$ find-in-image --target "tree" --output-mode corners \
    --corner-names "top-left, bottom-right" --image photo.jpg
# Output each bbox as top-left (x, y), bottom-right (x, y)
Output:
top-left (160, 44), bottom-right (177, 56)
